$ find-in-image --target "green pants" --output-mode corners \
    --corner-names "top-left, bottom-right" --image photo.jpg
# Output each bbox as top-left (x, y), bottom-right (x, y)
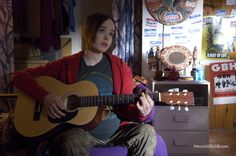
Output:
top-left (49, 123), bottom-right (157, 156)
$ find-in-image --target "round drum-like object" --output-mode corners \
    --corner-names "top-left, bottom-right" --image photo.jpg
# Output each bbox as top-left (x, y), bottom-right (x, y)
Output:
top-left (160, 45), bottom-right (192, 70)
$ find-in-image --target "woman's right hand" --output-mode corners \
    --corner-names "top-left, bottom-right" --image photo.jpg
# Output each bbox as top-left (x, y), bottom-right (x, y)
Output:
top-left (43, 94), bottom-right (66, 119)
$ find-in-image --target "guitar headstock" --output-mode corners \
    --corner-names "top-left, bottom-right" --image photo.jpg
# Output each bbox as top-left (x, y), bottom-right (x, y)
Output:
top-left (159, 90), bottom-right (195, 111)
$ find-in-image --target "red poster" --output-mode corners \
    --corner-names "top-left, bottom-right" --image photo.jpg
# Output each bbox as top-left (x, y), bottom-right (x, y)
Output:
top-left (210, 61), bottom-right (236, 105)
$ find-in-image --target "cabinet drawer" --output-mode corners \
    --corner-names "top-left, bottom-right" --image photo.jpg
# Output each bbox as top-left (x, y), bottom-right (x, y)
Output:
top-left (159, 131), bottom-right (209, 155)
top-left (154, 106), bottom-right (209, 130)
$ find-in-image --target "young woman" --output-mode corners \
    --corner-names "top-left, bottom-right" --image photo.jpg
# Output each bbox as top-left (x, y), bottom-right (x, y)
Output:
top-left (12, 13), bottom-right (157, 156)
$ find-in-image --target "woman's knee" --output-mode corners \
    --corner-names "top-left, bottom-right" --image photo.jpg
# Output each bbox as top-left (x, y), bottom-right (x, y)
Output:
top-left (137, 124), bottom-right (157, 146)
top-left (50, 128), bottom-right (93, 155)
top-left (55, 128), bottom-right (90, 145)
top-left (137, 124), bottom-right (156, 137)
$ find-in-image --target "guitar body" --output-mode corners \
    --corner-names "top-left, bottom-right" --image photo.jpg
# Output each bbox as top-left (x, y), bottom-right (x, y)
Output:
top-left (13, 76), bottom-right (195, 138)
top-left (14, 76), bottom-right (102, 138)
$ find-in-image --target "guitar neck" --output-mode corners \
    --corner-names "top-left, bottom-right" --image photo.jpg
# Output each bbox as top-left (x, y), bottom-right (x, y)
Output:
top-left (65, 91), bottom-right (194, 111)
top-left (66, 93), bottom-right (159, 111)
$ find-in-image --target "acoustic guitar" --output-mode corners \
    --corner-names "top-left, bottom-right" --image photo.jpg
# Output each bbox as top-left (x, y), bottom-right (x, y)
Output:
top-left (14, 76), bottom-right (194, 138)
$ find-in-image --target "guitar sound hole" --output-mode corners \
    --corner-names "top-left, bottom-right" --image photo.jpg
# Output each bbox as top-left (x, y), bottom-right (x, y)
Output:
top-left (48, 110), bottom-right (78, 123)
top-left (66, 95), bottom-right (80, 111)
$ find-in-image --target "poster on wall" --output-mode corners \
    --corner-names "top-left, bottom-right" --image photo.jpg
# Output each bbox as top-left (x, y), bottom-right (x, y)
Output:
top-left (210, 61), bottom-right (236, 105)
top-left (202, 16), bottom-right (236, 60)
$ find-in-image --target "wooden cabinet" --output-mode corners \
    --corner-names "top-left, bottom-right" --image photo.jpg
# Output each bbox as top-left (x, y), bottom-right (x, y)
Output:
top-left (151, 80), bottom-right (210, 156)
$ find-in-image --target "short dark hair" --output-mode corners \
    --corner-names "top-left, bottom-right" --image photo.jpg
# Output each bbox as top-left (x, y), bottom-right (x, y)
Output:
top-left (82, 13), bottom-right (116, 52)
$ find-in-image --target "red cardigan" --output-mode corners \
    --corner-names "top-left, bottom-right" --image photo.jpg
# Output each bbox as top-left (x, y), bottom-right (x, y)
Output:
top-left (12, 52), bottom-right (148, 122)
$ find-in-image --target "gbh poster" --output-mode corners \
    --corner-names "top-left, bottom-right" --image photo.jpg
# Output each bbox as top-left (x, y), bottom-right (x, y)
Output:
top-left (210, 61), bottom-right (236, 105)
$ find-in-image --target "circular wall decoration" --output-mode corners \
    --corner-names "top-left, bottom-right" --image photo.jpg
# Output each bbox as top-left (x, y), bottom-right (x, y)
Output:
top-left (160, 45), bottom-right (192, 70)
top-left (145, 0), bottom-right (198, 26)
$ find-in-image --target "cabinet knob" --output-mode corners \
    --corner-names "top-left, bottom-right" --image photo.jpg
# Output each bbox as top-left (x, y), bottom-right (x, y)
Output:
top-left (174, 115), bottom-right (189, 122)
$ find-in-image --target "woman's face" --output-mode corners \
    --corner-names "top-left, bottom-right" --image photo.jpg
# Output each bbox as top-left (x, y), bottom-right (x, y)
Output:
top-left (91, 19), bottom-right (115, 53)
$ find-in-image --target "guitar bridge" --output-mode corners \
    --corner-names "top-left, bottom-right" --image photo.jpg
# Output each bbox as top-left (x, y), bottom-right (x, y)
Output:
top-left (33, 101), bottom-right (41, 121)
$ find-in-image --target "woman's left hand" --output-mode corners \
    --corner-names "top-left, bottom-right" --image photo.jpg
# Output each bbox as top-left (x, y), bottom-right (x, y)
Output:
top-left (136, 92), bottom-right (154, 116)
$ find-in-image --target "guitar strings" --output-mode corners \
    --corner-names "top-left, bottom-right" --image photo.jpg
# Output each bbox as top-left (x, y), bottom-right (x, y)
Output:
top-left (154, 106), bottom-right (170, 120)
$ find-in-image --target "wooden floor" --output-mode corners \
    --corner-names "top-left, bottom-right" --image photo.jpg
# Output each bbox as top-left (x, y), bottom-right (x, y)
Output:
top-left (208, 129), bottom-right (236, 156)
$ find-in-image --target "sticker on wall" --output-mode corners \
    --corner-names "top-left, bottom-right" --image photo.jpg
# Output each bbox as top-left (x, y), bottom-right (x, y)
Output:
top-left (216, 9), bottom-right (226, 16)
top-left (150, 40), bottom-right (162, 47)
top-left (145, 0), bottom-right (198, 25)
top-left (144, 29), bottom-right (157, 37)
top-left (145, 18), bottom-right (158, 27)
top-left (171, 26), bottom-right (183, 34)
top-left (189, 13), bottom-right (202, 24)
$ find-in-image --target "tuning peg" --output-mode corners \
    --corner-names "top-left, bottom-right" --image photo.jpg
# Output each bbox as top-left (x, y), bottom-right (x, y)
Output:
top-left (168, 89), bottom-right (173, 95)
top-left (168, 88), bottom-right (179, 92)
top-left (170, 105), bottom-right (175, 111)
top-left (169, 100), bottom-right (174, 110)
top-left (176, 101), bottom-right (181, 111)
top-left (178, 105), bottom-right (181, 111)
top-left (173, 88), bottom-right (179, 92)
top-left (184, 101), bottom-right (189, 111)
top-left (183, 89), bottom-right (188, 96)
top-left (185, 106), bottom-right (189, 111)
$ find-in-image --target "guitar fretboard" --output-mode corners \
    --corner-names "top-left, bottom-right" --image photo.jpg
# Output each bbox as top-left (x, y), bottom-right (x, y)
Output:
top-left (66, 93), bottom-right (158, 111)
